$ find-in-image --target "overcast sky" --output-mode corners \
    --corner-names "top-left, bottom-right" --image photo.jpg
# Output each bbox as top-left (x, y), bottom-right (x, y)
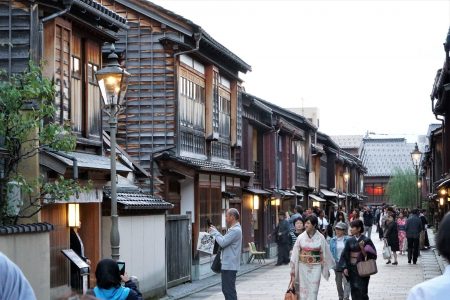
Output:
top-left (152, 0), bottom-right (450, 138)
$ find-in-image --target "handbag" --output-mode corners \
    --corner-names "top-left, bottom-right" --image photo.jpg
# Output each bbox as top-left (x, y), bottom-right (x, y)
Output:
top-left (382, 240), bottom-right (392, 260)
top-left (211, 248), bottom-right (222, 273)
top-left (357, 256), bottom-right (378, 277)
top-left (284, 278), bottom-right (296, 300)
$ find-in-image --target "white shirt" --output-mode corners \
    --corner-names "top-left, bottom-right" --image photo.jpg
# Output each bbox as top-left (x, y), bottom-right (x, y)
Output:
top-left (407, 266), bottom-right (450, 300)
top-left (336, 236), bottom-right (345, 260)
top-left (318, 217), bottom-right (329, 229)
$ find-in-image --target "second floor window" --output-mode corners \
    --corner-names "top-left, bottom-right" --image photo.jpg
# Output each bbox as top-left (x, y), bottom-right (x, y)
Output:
top-left (179, 76), bottom-right (205, 130)
top-left (219, 95), bottom-right (230, 139)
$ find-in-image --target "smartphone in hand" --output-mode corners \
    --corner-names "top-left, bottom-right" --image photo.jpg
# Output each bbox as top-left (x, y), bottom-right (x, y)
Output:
top-left (117, 261), bottom-right (125, 276)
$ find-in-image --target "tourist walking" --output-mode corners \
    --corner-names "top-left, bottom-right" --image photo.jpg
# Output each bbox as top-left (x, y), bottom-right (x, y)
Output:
top-left (378, 208), bottom-right (387, 241)
top-left (209, 208), bottom-right (242, 300)
top-left (88, 259), bottom-right (143, 300)
top-left (339, 219), bottom-right (377, 300)
top-left (405, 209), bottom-right (423, 264)
top-left (318, 210), bottom-right (330, 237)
top-left (330, 222), bottom-right (351, 300)
top-left (289, 217), bottom-right (304, 249)
top-left (397, 212), bottom-right (407, 255)
top-left (0, 252), bottom-right (36, 300)
top-left (290, 215), bottom-right (335, 300)
top-left (407, 212), bottom-right (450, 299)
top-left (271, 212), bottom-right (290, 266)
top-left (288, 205), bottom-right (304, 230)
top-left (419, 210), bottom-right (430, 250)
top-left (384, 215), bottom-right (399, 265)
top-left (363, 207), bottom-right (374, 239)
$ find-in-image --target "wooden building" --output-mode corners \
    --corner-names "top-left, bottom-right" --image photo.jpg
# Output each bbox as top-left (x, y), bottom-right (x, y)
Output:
top-left (240, 92), bottom-right (315, 254)
top-left (97, 0), bottom-right (253, 280)
top-left (427, 28), bottom-right (450, 225)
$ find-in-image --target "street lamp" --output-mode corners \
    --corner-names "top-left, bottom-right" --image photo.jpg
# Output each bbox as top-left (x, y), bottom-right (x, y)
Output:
top-left (411, 143), bottom-right (423, 209)
top-left (343, 170), bottom-right (350, 212)
top-left (96, 44), bottom-right (130, 261)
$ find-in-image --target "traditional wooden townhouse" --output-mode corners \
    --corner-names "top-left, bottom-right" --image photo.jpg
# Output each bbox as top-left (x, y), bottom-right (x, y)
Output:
top-left (427, 27), bottom-right (450, 225)
top-left (239, 92), bottom-right (316, 255)
top-left (420, 124), bottom-right (443, 228)
top-left (314, 133), bottom-right (366, 213)
top-left (0, 1), bottom-right (174, 298)
top-left (96, 0), bottom-right (253, 281)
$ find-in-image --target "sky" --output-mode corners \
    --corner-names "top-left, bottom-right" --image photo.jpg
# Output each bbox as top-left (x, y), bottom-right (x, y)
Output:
top-left (151, 0), bottom-right (450, 138)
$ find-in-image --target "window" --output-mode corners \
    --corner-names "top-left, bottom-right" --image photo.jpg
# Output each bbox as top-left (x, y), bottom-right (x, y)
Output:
top-left (180, 54), bottom-right (205, 74)
top-left (296, 141), bottom-right (306, 168)
top-left (219, 95), bottom-right (230, 139)
top-left (70, 32), bottom-right (101, 137)
top-left (179, 76), bottom-right (205, 130)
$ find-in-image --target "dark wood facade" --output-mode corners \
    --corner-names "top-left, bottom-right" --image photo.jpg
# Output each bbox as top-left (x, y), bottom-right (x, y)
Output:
top-left (0, 0), bottom-right (128, 294)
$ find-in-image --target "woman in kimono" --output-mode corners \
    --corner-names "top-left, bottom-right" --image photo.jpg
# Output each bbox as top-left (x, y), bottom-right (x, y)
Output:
top-left (339, 220), bottom-right (377, 300)
top-left (290, 215), bottom-right (335, 300)
top-left (397, 212), bottom-right (407, 255)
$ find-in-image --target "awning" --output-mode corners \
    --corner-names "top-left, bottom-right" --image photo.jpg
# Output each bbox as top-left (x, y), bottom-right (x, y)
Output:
top-left (272, 189), bottom-right (295, 197)
top-left (309, 194), bottom-right (326, 202)
top-left (290, 190), bottom-right (304, 197)
top-left (41, 151), bottom-right (131, 174)
top-left (243, 188), bottom-right (272, 195)
top-left (436, 177), bottom-right (450, 190)
top-left (109, 192), bottom-right (173, 210)
top-left (320, 189), bottom-right (338, 197)
top-left (222, 191), bottom-right (236, 198)
top-left (338, 194), bottom-right (346, 199)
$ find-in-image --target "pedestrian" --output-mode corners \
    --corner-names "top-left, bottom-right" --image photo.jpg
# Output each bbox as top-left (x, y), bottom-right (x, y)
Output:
top-left (209, 208), bottom-right (242, 300)
top-left (288, 205), bottom-right (304, 230)
top-left (405, 209), bottom-right (423, 264)
top-left (339, 219), bottom-right (377, 300)
top-left (397, 212), bottom-right (407, 255)
top-left (330, 222), bottom-right (351, 300)
top-left (271, 211), bottom-right (290, 266)
top-left (363, 207), bottom-right (374, 239)
top-left (378, 208), bottom-right (387, 241)
top-left (87, 259), bottom-right (142, 300)
top-left (384, 215), bottom-right (399, 265)
top-left (407, 212), bottom-right (450, 300)
top-left (318, 210), bottom-right (330, 237)
top-left (0, 252), bottom-right (36, 300)
top-left (419, 210), bottom-right (430, 250)
top-left (289, 217), bottom-right (304, 249)
top-left (290, 215), bottom-right (335, 300)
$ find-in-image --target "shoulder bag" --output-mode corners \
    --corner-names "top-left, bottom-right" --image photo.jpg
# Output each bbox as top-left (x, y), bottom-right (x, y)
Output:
top-left (357, 256), bottom-right (378, 277)
top-left (284, 278), bottom-right (296, 300)
top-left (211, 248), bottom-right (222, 273)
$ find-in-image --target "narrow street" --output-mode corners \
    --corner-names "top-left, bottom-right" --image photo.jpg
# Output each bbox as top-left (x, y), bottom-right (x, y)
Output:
top-left (185, 228), bottom-right (424, 300)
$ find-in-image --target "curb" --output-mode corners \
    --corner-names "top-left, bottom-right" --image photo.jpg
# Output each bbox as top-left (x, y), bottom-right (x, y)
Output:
top-left (161, 262), bottom-right (275, 300)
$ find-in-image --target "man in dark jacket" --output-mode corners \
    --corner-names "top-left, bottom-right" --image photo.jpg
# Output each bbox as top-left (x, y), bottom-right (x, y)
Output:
top-left (405, 209), bottom-right (423, 264)
top-left (271, 212), bottom-right (291, 266)
top-left (363, 207), bottom-right (374, 239)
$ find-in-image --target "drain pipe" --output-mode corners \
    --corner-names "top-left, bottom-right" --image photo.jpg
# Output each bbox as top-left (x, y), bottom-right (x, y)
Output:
top-left (39, 1), bottom-right (73, 59)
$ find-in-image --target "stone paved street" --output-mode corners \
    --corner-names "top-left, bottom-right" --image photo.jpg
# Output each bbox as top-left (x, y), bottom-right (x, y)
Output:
top-left (184, 228), bottom-right (428, 300)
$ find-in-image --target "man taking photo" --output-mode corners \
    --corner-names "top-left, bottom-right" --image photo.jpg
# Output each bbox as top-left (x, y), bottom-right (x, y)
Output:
top-left (209, 208), bottom-right (242, 300)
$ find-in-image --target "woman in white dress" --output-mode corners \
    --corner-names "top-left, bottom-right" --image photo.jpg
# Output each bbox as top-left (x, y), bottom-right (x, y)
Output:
top-left (290, 215), bottom-right (335, 300)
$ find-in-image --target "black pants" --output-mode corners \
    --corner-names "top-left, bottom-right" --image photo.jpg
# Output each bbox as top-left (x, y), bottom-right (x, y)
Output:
top-left (378, 225), bottom-right (383, 240)
top-left (407, 237), bottom-right (420, 263)
top-left (277, 243), bottom-right (290, 265)
top-left (221, 270), bottom-right (237, 300)
top-left (348, 266), bottom-right (370, 300)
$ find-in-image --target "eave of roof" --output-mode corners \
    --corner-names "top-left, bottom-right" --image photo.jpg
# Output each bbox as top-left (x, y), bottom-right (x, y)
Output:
top-left (242, 92), bottom-right (317, 131)
top-left (115, 0), bottom-right (251, 72)
top-left (105, 191), bottom-right (173, 210)
top-left (72, 0), bottom-right (128, 30)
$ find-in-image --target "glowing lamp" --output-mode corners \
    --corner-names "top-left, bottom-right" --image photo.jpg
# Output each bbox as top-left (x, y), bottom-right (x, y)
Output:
top-left (68, 203), bottom-right (80, 228)
top-left (253, 195), bottom-right (259, 210)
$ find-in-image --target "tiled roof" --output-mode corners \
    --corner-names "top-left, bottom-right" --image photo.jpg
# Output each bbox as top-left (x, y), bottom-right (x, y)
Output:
top-left (104, 190), bottom-right (173, 210)
top-left (72, 0), bottom-right (127, 28)
top-left (0, 222), bottom-right (53, 235)
top-left (427, 124), bottom-right (442, 137)
top-left (46, 151), bottom-right (131, 172)
top-left (360, 138), bottom-right (414, 177)
top-left (331, 135), bottom-right (364, 149)
top-left (158, 153), bottom-right (253, 177)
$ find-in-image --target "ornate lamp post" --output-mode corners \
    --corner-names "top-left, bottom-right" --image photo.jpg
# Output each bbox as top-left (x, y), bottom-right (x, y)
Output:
top-left (343, 170), bottom-right (350, 212)
top-left (411, 143), bottom-right (423, 209)
top-left (96, 44), bottom-right (130, 261)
